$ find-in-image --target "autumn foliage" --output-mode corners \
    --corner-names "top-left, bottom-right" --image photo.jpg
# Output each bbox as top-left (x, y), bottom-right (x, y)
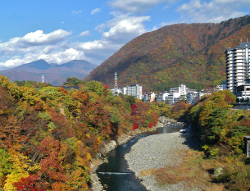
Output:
top-left (85, 15), bottom-right (250, 93)
top-left (0, 75), bottom-right (158, 190)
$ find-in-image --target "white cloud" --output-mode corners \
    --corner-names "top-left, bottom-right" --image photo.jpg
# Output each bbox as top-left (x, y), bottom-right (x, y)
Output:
top-left (101, 13), bottom-right (150, 43)
top-left (0, 13), bottom-right (150, 69)
top-left (0, 29), bottom-right (75, 69)
top-left (38, 48), bottom-right (86, 64)
top-left (152, 26), bottom-right (158, 31)
top-left (91, 8), bottom-right (101, 15)
top-left (0, 30), bottom-right (71, 64)
top-left (109, 0), bottom-right (174, 14)
top-left (72, 10), bottom-right (82, 15)
top-left (0, 44), bottom-right (87, 69)
top-left (77, 13), bottom-right (150, 63)
top-left (79, 31), bottom-right (90, 37)
top-left (177, 0), bottom-right (249, 23)
top-left (0, 29), bottom-right (71, 55)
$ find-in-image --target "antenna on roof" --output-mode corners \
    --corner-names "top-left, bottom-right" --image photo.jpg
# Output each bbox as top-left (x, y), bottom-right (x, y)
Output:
top-left (241, 38), bottom-right (242, 43)
top-left (247, 37), bottom-right (249, 42)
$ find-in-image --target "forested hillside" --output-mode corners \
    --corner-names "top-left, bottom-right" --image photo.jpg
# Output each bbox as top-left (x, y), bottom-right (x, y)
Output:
top-left (85, 15), bottom-right (250, 92)
top-left (0, 75), bottom-right (158, 190)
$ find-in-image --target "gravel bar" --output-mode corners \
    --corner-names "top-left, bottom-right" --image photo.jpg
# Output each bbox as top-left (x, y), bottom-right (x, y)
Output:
top-left (125, 132), bottom-right (197, 191)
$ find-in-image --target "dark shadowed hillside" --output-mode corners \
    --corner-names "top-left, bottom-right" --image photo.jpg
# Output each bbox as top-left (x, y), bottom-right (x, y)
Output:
top-left (85, 15), bottom-right (250, 92)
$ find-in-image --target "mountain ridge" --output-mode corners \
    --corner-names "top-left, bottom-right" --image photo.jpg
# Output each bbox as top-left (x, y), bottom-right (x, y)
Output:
top-left (0, 59), bottom-right (96, 86)
top-left (85, 15), bottom-right (250, 92)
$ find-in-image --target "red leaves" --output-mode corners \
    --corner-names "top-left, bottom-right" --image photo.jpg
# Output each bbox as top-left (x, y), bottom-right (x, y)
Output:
top-left (48, 108), bottom-right (68, 128)
top-left (39, 137), bottom-right (60, 155)
top-left (132, 124), bottom-right (138, 130)
top-left (102, 83), bottom-right (109, 89)
top-left (130, 102), bottom-right (158, 130)
top-left (102, 83), bottom-right (110, 95)
top-left (59, 87), bottom-right (68, 95)
top-left (74, 90), bottom-right (89, 103)
top-left (14, 175), bottom-right (45, 191)
top-left (130, 104), bottom-right (138, 110)
top-left (130, 104), bottom-right (138, 116)
top-left (38, 137), bottom-right (67, 184)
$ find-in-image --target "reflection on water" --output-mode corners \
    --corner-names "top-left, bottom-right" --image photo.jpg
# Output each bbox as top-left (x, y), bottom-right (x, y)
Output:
top-left (96, 135), bottom-right (148, 191)
top-left (155, 126), bottom-right (181, 134)
top-left (96, 125), bottom-right (180, 191)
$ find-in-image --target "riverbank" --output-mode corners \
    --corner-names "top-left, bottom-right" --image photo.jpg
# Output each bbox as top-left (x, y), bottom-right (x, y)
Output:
top-left (90, 116), bottom-right (184, 191)
top-left (125, 131), bottom-right (225, 191)
top-left (125, 132), bottom-right (193, 191)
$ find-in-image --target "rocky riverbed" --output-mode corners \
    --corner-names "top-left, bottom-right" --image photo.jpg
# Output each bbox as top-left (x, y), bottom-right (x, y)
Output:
top-left (125, 132), bottom-right (199, 191)
top-left (90, 116), bottom-right (185, 191)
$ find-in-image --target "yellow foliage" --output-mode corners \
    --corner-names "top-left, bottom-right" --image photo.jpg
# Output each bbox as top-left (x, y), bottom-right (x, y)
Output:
top-left (4, 151), bottom-right (29, 190)
top-left (28, 163), bottom-right (41, 172)
top-left (96, 137), bottom-right (101, 145)
top-left (220, 128), bottom-right (228, 141)
top-left (3, 149), bottom-right (41, 190)
top-left (86, 153), bottom-right (92, 160)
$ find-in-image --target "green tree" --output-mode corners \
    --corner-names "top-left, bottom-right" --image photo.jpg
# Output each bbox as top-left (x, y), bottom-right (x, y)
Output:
top-left (202, 107), bottom-right (229, 144)
top-left (125, 95), bottom-right (136, 105)
top-left (63, 77), bottom-right (85, 86)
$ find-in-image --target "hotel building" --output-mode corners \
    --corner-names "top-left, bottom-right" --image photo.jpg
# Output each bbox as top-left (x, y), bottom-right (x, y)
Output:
top-left (226, 42), bottom-right (250, 101)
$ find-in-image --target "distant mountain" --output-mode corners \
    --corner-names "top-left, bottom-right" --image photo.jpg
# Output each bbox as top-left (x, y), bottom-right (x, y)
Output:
top-left (14, 59), bottom-right (52, 70)
top-left (85, 15), bottom-right (250, 92)
top-left (0, 59), bottom-right (96, 86)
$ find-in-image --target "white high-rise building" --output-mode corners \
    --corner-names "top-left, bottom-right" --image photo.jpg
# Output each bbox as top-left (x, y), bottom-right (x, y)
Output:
top-left (226, 42), bottom-right (250, 93)
top-left (170, 84), bottom-right (186, 96)
top-left (122, 84), bottom-right (143, 99)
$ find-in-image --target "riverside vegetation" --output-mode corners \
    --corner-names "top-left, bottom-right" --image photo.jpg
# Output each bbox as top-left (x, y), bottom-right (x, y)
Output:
top-left (1, 74), bottom-right (250, 190)
top-left (0, 75), bottom-right (158, 190)
top-left (148, 90), bottom-right (250, 190)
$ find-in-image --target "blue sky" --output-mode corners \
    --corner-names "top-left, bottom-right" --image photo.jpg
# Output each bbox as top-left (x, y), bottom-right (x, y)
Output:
top-left (0, 0), bottom-right (250, 70)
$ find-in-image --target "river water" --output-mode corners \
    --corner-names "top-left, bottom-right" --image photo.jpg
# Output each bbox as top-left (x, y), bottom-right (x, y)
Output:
top-left (96, 125), bottom-right (181, 191)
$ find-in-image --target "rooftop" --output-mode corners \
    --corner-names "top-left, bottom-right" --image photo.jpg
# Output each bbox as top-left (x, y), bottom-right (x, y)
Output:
top-left (236, 42), bottom-right (250, 49)
top-left (227, 42), bottom-right (250, 50)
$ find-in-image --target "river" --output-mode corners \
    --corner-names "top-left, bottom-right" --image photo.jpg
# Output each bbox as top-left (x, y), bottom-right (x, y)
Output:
top-left (96, 125), bottom-right (181, 191)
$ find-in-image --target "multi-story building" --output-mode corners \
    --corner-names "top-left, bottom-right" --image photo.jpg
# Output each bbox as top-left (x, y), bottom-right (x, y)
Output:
top-left (122, 84), bottom-right (143, 99)
top-left (155, 91), bottom-right (169, 103)
top-left (170, 84), bottom-right (186, 96)
top-left (110, 73), bottom-right (143, 99)
top-left (186, 92), bottom-right (199, 105)
top-left (226, 42), bottom-right (250, 95)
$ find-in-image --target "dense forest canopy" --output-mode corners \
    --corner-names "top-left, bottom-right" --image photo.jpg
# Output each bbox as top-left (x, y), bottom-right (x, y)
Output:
top-left (2, 74), bottom-right (250, 189)
top-left (85, 15), bottom-right (250, 92)
top-left (0, 75), bottom-right (158, 190)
